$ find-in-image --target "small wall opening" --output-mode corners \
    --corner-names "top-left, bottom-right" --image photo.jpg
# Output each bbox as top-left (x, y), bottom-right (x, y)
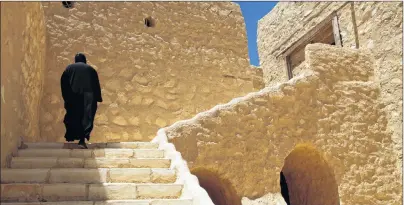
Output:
top-left (62, 1), bottom-right (73, 8)
top-left (191, 168), bottom-right (241, 205)
top-left (281, 143), bottom-right (339, 205)
top-left (284, 13), bottom-right (342, 79)
top-left (144, 16), bottom-right (156, 28)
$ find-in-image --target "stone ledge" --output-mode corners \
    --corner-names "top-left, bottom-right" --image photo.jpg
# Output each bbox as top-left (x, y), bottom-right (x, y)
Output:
top-left (1, 168), bottom-right (176, 184)
top-left (306, 43), bottom-right (375, 82)
top-left (1, 183), bottom-right (184, 202)
top-left (16, 149), bottom-right (165, 159)
top-left (10, 157), bottom-right (171, 169)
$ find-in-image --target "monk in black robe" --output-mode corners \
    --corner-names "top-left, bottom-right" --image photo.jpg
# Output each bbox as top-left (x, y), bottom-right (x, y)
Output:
top-left (61, 53), bottom-right (102, 148)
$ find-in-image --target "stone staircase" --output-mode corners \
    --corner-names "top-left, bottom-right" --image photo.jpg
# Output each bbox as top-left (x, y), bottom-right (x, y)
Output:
top-left (1, 142), bottom-right (193, 205)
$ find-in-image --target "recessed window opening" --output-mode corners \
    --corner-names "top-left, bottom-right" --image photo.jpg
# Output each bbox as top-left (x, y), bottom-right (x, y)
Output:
top-left (284, 14), bottom-right (342, 79)
top-left (62, 1), bottom-right (73, 8)
top-left (144, 16), bottom-right (155, 28)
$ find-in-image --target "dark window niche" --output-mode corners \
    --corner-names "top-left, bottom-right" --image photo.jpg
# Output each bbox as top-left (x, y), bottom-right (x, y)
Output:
top-left (284, 13), bottom-right (342, 79)
top-left (62, 1), bottom-right (74, 8)
top-left (144, 17), bottom-right (156, 28)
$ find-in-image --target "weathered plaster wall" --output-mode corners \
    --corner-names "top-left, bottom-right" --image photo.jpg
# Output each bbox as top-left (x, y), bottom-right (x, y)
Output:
top-left (39, 2), bottom-right (262, 142)
top-left (0, 2), bottom-right (47, 167)
top-left (164, 45), bottom-right (402, 205)
top-left (257, 1), bottom-right (402, 178)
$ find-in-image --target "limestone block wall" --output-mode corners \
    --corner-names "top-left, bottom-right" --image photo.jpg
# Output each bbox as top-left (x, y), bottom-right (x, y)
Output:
top-left (39, 2), bottom-right (262, 142)
top-left (257, 1), bottom-right (402, 179)
top-left (163, 45), bottom-right (401, 205)
top-left (0, 2), bottom-right (47, 167)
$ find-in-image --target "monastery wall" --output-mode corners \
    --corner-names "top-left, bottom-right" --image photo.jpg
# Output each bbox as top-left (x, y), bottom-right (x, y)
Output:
top-left (258, 1), bottom-right (402, 177)
top-left (162, 44), bottom-right (402, 205)
top-left (39, 2), bottom-right (263, 142)
top-left (0, 2), bottom-right (47, 167)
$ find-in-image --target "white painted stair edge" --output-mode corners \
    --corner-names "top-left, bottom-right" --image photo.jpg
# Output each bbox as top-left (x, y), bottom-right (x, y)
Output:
top-left (152, 129), bottom-right (214, 205)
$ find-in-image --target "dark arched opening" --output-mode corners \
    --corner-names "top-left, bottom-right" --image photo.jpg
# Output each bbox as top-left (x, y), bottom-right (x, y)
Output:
top-left (62, 1), bottom-right (73, 8)
top-left (281, 143), bottom-right (339, 205)
top-left (144, 16), bottom-right (156, 28)
top-left (191, 168), bottom-right (241, 205)
top-left (280, 171), bottom-right (291, 205)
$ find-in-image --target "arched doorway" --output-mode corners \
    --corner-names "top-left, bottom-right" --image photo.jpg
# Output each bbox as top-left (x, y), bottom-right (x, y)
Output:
top-left (191, 168), bottom-right (241, 205)
top-left (281, 143), bottom-right (339, 205)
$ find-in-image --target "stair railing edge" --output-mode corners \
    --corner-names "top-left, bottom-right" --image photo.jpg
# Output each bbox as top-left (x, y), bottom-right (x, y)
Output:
top-left (152, 129), bottom-right (215, 205)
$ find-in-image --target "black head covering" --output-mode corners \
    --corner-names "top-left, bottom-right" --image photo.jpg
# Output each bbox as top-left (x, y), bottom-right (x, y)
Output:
top-left (75, 53), bottom-right (87, 64)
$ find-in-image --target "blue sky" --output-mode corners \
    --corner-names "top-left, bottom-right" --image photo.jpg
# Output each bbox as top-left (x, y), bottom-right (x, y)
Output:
top-left (235, 1), bottom-right (278, 66)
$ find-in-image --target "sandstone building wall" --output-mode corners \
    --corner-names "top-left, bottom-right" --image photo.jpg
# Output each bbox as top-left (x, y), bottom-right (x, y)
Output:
top-left (39, 2), bottom-right (262, 142)
top-left (162, 45), bottom-right (402, 205)
top-left (257, 1), bottom-right (402, 178)
top-left (0, 2), bottom-right (47, 167)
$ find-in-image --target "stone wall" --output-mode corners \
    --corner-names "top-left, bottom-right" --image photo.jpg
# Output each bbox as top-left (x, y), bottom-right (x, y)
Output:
top-left (0, 2), bottom-right (47, 167)
top-left (257, 1), bottom-right (402, 178)
top-left (39, 2), bottom-right (262, 142)
top-left (163, 45), bottom-right (402, 205)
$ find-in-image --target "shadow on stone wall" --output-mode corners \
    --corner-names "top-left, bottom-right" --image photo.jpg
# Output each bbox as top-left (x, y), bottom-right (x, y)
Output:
top-left (191, 167), bottom-right (241, 205)
top-left (0, 2), bottom-right (47, 167)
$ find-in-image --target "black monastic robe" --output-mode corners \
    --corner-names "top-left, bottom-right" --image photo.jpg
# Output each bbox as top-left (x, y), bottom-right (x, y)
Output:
top-left (61, 61), bottom-right (102, 142)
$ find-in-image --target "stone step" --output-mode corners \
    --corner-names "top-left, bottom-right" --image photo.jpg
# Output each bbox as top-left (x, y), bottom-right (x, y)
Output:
top-left (16, 149), bottom-right (165, 159)
top-left (20, 142), bottom-right (159, 150)
top-left (1, 168), bottom-right (176, 184)
top-left (10, 158), bottom-right (171, 169)
top-left (1, 183), bottom-right (183, 202)
top-left (0, 199), bottom-right (192, 205)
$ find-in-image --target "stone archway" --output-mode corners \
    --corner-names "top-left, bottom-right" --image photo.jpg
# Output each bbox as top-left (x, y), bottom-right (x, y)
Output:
top-left (281, 143), bottom-right (339, 205)
top-left (191, 168), bottom-right (241, 205)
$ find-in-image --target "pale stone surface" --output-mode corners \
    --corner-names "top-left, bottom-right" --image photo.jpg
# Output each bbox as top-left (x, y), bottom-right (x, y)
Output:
top-left (57, 158), bottom-right (85, 168)
top-left (164, 45), bottom-right (402, 205)
top-left (109, 168), bottom-right (151, 183)
top-left (150, 199), bottom-right (193, 205)
top-left (38, 2), bottom-right (263, 143)
top-left (94, 200), bottom-right (150, 205)
top-left (106, 142), bottom-right (159, 149)
top-left (93, 200), bottom-right (193, 205)
top-left (11, 158), bottom-right (57, 169)
top-left (258, 2), bottom-right (402, 181)
top-left (95, 149), bottom-right (134, 158)
top-left (85, 158), bottom-right (169, 169)
top-left (49, 168), bottom-right (108, 183)
top-left (1, 2), bottom-right (46, 167)
top-left (129, 159), bottom-right (171, 168)
top-left (151, 169), bottom-right (176, 183)
top-left (17, 149), bottom-right (71, 158)
top-left (19, 142), bottom-right (159, 150)
top-left (1, 184), bottom-right (42, 202)
top-left (3, 202), bottom-right (94, 205)
top-left (42, 184), bottom-right (87, 201)
top-left (2, 141), bottom-right (202, 203)
top-left (133, 150), bottom-right (165, 158)
top-left (95, 201), bottom-right (149, 205)
top-left (22, 143), bottom-right (64, 149)
top-left (89, 183), bottom-right (137, 200)
top-left (137, 184), bottom-right (182, 199)
top-left (85, 158), bottom-right (131, 168)
top-left (1, 169), bottom-right (49, 183)
top-left (71, 149), bottom-right (93, 158)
